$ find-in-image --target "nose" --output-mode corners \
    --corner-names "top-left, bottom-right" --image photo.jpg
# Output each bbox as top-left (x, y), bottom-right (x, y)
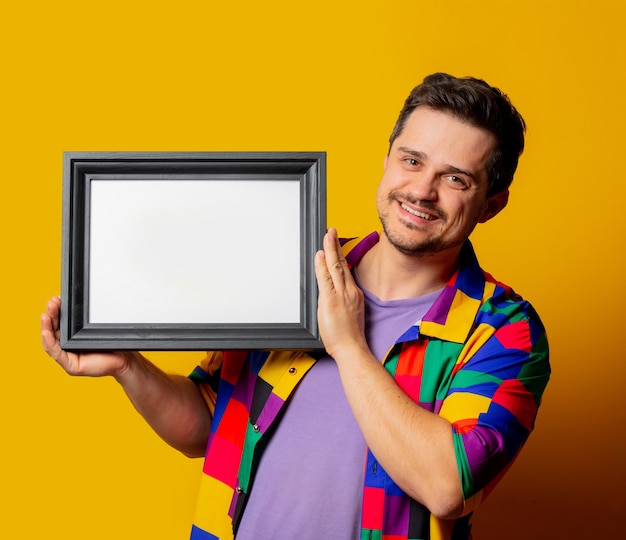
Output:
top-left (407, 170), bottom-right (438, 201)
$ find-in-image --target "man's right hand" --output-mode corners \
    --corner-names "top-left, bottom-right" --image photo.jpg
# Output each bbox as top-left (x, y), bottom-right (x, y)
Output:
top-left (41, 295), bottom-right (212, 457)
top-left (41, 296), bottom-right (132, 378)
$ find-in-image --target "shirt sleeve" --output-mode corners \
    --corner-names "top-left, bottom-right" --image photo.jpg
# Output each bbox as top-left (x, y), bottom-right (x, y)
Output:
top-left (188, 351), bottom-right (224, 417)
top-left (437, 297), bottom-right (550, 512)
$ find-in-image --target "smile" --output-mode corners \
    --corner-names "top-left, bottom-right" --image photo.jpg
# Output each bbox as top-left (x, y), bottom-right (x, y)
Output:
top-left (400, 203), bottom-right (437, 221)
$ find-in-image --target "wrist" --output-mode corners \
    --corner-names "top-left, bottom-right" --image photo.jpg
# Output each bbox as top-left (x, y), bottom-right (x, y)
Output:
top-left (113, 351), bottom-right (147, 384)
top-left (331, 340), bottom-right (376, 368)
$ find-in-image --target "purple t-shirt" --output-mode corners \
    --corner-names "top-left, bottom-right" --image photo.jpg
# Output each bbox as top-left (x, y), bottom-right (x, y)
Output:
top-left (235, 276), bottom-right (441, 539)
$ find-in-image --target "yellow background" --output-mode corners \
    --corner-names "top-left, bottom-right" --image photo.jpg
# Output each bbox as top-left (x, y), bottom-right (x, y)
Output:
top-left (2, 1), bottom-right (624, 538)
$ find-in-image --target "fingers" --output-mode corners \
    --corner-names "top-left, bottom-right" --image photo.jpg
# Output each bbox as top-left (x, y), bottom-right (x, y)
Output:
top-left (41, 296), bottom-right (64, 361)
top-left (44, 296), bottom-right (61, 333)
top-left (41, 314), bottom-right (61, 360)
top-left (319, 228), bottom-right (350, 290)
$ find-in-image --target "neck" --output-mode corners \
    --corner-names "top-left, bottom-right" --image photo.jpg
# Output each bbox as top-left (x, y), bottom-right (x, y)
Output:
top-left (356, 234), bottom-right (461, 301)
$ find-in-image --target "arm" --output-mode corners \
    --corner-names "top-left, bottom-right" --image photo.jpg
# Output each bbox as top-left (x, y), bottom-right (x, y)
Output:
top-left (314, 229), bottom-right (463, 519)
top-left (41, 296), bottom-right (212, 457)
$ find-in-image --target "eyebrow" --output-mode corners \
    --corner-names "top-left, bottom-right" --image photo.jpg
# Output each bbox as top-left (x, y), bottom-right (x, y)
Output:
top-left (396, 146), bottom-right (477, 180)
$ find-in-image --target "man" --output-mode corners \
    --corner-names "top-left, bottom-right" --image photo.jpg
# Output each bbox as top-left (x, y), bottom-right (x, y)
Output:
top-left (42, 73), bottom-right (550, 540)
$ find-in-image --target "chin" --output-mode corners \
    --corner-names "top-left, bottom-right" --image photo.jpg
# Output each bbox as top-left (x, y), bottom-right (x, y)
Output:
top-left (383, 227), bottom-right (460, 258)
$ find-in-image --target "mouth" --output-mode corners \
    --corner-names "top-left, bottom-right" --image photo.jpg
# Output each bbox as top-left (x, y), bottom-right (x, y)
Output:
top-left (400, 202), bottom-right (438, 221)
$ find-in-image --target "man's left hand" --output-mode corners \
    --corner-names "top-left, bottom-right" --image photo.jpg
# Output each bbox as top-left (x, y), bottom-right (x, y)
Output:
top-left (314, 228), bottom-right (368, 359)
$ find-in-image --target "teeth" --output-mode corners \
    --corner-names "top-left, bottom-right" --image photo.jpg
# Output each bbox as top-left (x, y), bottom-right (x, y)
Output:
top-left (401, 203), bottom-right (436, 220)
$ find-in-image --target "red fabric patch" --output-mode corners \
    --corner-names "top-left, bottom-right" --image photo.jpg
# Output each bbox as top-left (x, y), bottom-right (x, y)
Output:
top-left (492, 379), bottom-right (538, 430)
top-left (221, 350), bottom-right (248, 384)
top-left (203, 435), bottom-right (242, 488)
top-left (394, 373), bottom-right (422, 402)
top-left (453, 417), bottom-right (478, 434)
top-left (395, 342), bottom-right (426, 376)
top-left (215, 398), bottom-right (249, 447)
top-left (361, 486), bottom-right (385, 529)
top-left (494, 320), bottom-right (532, 352)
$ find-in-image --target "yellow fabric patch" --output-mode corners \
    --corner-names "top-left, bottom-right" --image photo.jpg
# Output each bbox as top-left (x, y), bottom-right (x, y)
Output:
top-left (197, 383), bottom-right (217, 416)
top-left (199, 350), bottom-right (224, 376)
top-left (341, 237), bottom-right (363, 260)
top-left (420, 290), bottom-right (481, 343)
top-left (258, 351), bottom-right (317, 400)
top-left (429, 514), bottom-right (456, 540)
top-left (439, 392), bottom-right (491, 423)
top-left (481, 280), bottom-right (496, 302)
top-left (456, 323), bottom-right (496, 367)
top-left (192, 475), bottom-right (235, 540)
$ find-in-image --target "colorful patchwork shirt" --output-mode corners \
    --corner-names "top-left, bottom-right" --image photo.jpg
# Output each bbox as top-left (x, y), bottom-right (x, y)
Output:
top-left (188, 233), bottom-right (550, 540)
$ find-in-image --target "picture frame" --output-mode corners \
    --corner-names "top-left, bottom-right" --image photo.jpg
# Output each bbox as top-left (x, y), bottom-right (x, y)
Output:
top-left (60, 151), bottom-right (326, 351)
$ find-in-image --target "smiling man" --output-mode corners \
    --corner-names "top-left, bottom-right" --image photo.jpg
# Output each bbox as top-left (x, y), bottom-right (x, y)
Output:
top-left (42, 73), bottom-right (550, 540)
top-left (378, 108), bottom-right (506, 258)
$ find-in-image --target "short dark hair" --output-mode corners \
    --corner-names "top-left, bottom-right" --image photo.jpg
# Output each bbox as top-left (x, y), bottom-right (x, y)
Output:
top-left (389, 73), bottom-right (526, 195)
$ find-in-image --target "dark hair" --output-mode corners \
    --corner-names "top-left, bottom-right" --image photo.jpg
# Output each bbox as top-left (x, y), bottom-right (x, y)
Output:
top-left (389, 73), bottom-right (526, 195)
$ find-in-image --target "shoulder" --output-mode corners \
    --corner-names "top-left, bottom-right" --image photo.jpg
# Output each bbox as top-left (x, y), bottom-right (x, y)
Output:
top-left (481, 272), bottom-right (545, 331)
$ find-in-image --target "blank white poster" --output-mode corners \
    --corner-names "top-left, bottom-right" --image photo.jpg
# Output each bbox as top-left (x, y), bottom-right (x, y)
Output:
top-left (88, 179), bottom-right (301, 324)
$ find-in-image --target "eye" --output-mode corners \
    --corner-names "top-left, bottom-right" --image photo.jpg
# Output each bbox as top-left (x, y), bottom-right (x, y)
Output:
top-left (403, 157), bottom-right (420, 167)
top-left (445, 174), bottom-right (469, 189)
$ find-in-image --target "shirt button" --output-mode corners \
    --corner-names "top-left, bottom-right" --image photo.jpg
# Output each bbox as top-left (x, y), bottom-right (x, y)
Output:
top-left (253, 424), bottom-right (260, 433)
top-left (288, 367), bottom-right (297, 374)
top-left (236, 486), bottom-right (243, 494)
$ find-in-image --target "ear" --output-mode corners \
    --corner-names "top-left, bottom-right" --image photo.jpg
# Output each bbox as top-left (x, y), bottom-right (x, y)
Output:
top-left (383, 155), bottom-right (389, 169)
top-left (478, 189), bottom-right (509, 223)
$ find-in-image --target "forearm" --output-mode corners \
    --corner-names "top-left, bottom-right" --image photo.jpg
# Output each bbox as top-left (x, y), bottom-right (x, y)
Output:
top-left (114, 353), bottom-right (212, 458)
top-left (334, 344), bottom-right (463, 519)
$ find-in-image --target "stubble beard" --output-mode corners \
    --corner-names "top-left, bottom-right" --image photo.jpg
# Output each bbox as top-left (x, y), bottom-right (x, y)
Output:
top-left (378, 193), bottom-right (463, 257)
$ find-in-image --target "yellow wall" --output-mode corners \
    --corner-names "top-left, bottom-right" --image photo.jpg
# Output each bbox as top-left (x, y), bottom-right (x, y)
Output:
top-left (2, 1), bottom-right (624, 538)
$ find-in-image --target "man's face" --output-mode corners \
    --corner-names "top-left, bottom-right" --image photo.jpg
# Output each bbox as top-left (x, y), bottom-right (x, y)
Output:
top-left (376, 106), bottom-right (507, 257)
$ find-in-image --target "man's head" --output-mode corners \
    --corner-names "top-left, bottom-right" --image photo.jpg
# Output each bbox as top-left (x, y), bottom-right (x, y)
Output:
top-left (388, 73), bottom-right (526, 196)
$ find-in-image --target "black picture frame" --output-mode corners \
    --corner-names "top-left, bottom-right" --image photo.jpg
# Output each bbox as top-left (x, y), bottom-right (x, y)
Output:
top-left (60, 151), bottom-right (326, 351)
